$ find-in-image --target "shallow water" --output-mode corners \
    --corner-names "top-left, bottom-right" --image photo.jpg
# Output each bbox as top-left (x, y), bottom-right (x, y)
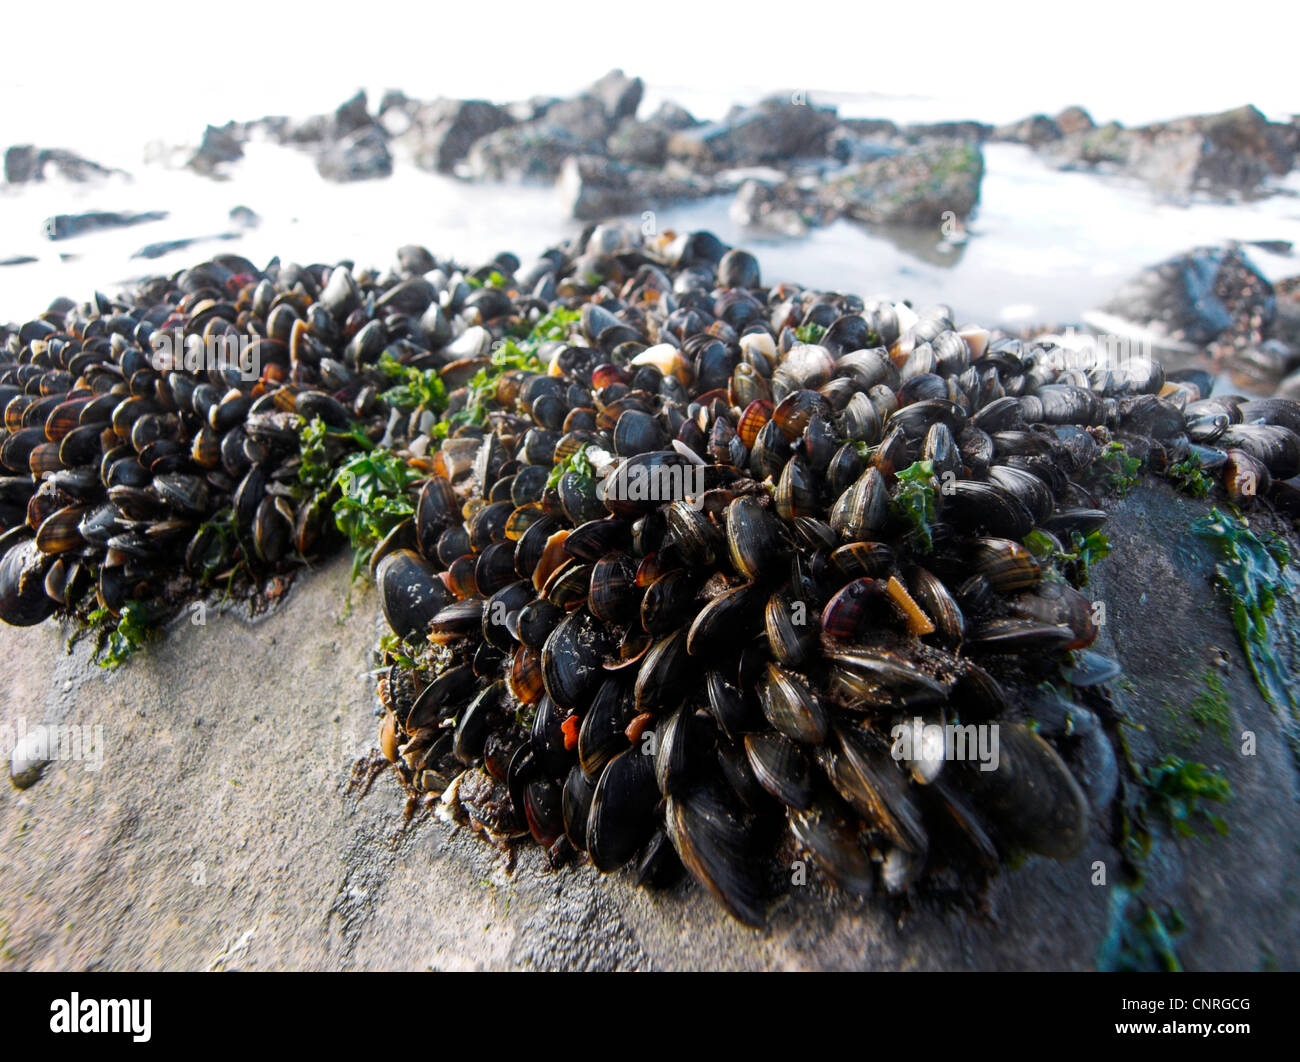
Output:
top-left (2, 122), bottom-right (1298, 328)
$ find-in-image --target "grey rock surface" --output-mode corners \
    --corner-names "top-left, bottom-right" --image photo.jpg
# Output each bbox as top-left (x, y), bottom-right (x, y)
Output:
top-left (1, 484), bottom-right (1298, 970)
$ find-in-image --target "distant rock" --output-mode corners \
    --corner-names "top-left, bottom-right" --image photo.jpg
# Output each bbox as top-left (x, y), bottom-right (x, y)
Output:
top-left (607, 118), bottom-right (669, 167)
top-left (1128, 104), bottom-right (1295, 196)
top-left (228, 205), bottom-right (260, 229)
top-left (586, 69), bottom-right (644, 126)
top-left (994, 114), bottom-right (1062, 146)
top-left (559, 154), bottom-right (717, 221)
top-left (820, 140), bottom-right (984, 226)
top-left (132, 233), bottom-right (241, 260)
top-left (332, 90), bottom-right (375, 140)
top-left (187, 122), bottom-right (245, 176)
top-left (467, 123), bottom-right (604, 182)
top-left (729, 178), bottom-right (812, 237)
top-left (0, 255), bottom-right (38, 267)
top-left (316, 126), bottom-right (392, 182)
top-left (537, 94), bottom-right (614, 142)
top-left (405, 99), bottom-right (513, 173)
top-left (1054, 106), bottom-right (1095, 136)
top-left (667, 97), bottom-right (839, 169)
top-left (902, 120), bottom-right (992, 143)
top-left (4, 145), bottom-right (118, 183)
top-left (1040, 104), bottom-right (1295, 196)
top-left (42, 210), bottom-right (169, 241)
top-left (646, 100), bottom-right (700, 131)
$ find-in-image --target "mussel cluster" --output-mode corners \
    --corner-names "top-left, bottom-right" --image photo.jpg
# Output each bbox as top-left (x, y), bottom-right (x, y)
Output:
top-left (368, 224), bottom-right (1300, 926)
top-left (0, 247), bottom-right (495, 627)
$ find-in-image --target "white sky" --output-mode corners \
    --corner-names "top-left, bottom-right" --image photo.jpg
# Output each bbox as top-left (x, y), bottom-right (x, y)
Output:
top-left (2, 0), bottom-right (1296, 156)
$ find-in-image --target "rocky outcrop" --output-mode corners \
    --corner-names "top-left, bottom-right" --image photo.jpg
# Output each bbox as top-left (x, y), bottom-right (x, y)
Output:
top-left (820, 140), bottom-right (984, 226)
top-left (559, 155), bottom-right (718, 221)
top-left (3, 488), bottom-right (1296, 971)
top-left (316, 126), bottom-right (393, 183)
top-left (187, 123), bottom-right (245, 177)
top-left (4, 145), bottom-right (118, 183)
top-left (1007, 103), bottom-right (1296, 197)
top-left (404, 99), bottom-right (514, 173)
top-left (667, 97), bottom-right (839, 169)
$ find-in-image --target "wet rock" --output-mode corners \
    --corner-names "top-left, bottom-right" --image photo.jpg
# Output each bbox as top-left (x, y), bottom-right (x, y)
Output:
top-left (607, 118), bottom-right (669, 166)
top-left (994, 113), bottom-right (1062, 146)
top-left (1099, 246), bottom-right (1275, 348)
top-left (1055, 106), bottom-right (1095, 136)
top-left (333, 90), bottom-right (375, 139)
top-left (729, 178), bottom-right (812, 237)
top-left (4, 144), bottom-right (117, 183)
top-left (541, 95), bottom-right (616, 142)
top-left (316, 126), bottom-right (393, 183)
top-left (1050, 121), bottom-right (1130, 170)
top-left (467, 123), bottom-right (604, 182)
top-left (229, 205), bottom-right (260, 229)
top-left (820, 140), bottom-right (984, 226)
top-left (1128, 104), bottom-right (1295, 195)
top-left (405, 99), bottom-right (514, 173)
top-left (132, 233), bottom-right (241, 260)
top-left (667, 96), bottom-right (839, 169)
top-left (187, 122), bottom-right (245, 176)
top-left (903, 120), bottom-right (992, 143)
top-left (646, 100), bottom-right (700, 131)
top-left (828, 124), bottom-right (900, 165)
top-left (42, 210), bottom-right (169, 241)
top-left (587, 69), bottom-right (644, 126)
top-left (559, 154), bottom-right (717, 221)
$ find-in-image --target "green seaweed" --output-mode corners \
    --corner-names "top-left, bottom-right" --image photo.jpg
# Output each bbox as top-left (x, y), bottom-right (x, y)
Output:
top-left (1143, 754), bottom-right (1231, 838)
top-left (377, 353), bottom-right (449, 414)
top-left (793, 323), bottom-right (827, 345)
top-left (1187, 669), bottom-right (1232, 742)
top-left (1022, 527), bottom-right (1111, 586)
top-left (330, 448), bottom-right (420, 579)
top-left (86, 600), bottom-right (157, 671)
top-left (890, 460), bottom-right (937, 553)
top-left (1193, 506), bottom-right (1299, 712)
top-left (1098, 887), bottom-right (1186, 972)
top-left (1099, 440), bottom-right (1142, 494)
top-left (1167, 451), bottom-right (1211, 499)
top-left (546, 443), bottom-right (596, 492)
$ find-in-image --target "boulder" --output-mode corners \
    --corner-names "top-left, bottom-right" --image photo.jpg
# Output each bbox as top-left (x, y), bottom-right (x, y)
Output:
top-left (1055, 106), bottom-right (1095, 136)
top-left (466, 123), bottom-right (604, 182)
top-left (646, 100), bottom-right (700, 131)
top-left (587, 69), bottom-right (644, 125)
top-left (405, 99), bottom-right (514, 173)
top-left (994, 113), bottom-right (1062, 146)
top-left (820, 140), bottom-right (984, 226)
top-left (902, 120), bottom-right (992, 143)
top-left (187, 123), bottom-right (245, 177)
top-left (5, 145), bottom-right (117, 183)
top-left (1099, 246), bottom-right (1275, 348)
top-left (558, 154), bottom-right (717, 221)
top-left (729, 178), bottom-right (812, 237)
top-left (41, 210), bottom-right (169, 241)
top-left (537, 94), bottom-right (614, 142)
top-left (606, 118), bottom-right (669, 167)
top-left (667, 96), bottom-right (839, 169)
top-left (332, 90), bottom-right (375, 139)
top-left (316, 126), bottom-right (393, 183)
